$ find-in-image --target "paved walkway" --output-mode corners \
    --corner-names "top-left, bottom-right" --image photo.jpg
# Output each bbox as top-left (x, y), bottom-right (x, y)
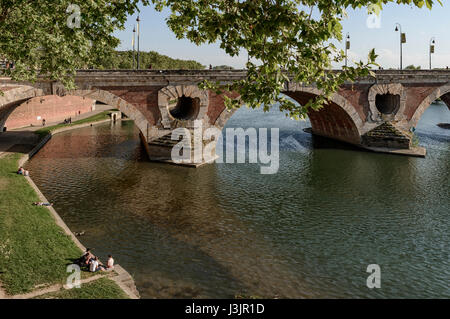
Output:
top-left (11, 274), bottom-right (107, 299)
top-left (3, 264), bottom-right (138, 299)
top-left (15, 104), bottom-right (113, 132)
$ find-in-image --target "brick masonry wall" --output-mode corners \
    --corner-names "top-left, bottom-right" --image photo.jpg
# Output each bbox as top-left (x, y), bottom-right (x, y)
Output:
top-left (338, 84), bottom-right (370, 122)
top-left (308, 102), bottom-right (361, 144)
top-left (98, 86), bottom-right (163, 126)
top-left (403, 84), bottom-right (441, 120)
top-left (207, 90), bottom-right (240, 125)
top-left (5, 95), bottom-right (95, 129)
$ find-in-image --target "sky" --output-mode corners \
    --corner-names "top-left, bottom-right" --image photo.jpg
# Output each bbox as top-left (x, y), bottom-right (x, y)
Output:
top-left (114, 2), bottom-right (450, 70)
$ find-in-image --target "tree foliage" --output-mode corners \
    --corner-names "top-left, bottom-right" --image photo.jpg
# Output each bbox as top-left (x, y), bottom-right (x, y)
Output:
top-left (93, 50), bottom-right (204, 70)
top-left (404, 65), bottom-right (421, 70)
top-left (0, 0), bottom-right (440, 118)
top-left (0, 0), bottom-right (150, 85)
top-left (213, 65), bottom-right (235, 70)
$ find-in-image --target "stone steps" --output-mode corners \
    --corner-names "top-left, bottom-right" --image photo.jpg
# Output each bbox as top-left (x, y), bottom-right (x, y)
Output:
top-left (362, 122), bottom-right (411, 149)
top-left (149, 130), bottom-right (198, 148)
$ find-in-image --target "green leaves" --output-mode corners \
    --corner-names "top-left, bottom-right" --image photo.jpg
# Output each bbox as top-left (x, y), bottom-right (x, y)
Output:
top-left (0, 0), bottom-right (148, 87)
top-left (93, 50), bottom-right (205, 69)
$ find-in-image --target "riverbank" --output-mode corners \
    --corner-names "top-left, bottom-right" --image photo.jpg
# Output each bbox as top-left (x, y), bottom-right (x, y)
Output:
top-left (33, 110), bottom-right (117, 139)
top-left (0, 112), bottom-right (139, 299)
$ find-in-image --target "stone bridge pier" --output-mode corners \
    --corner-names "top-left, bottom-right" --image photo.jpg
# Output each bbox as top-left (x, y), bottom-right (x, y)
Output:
top-left (284, 72), bottom-right (450, 157)
top-left (142, 83), bottom-right (239, 166)
top-left (1, 70), bottom-right (450, 166)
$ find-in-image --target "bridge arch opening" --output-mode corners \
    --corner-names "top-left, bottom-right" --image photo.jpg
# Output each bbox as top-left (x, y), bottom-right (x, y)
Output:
top-left (375, 93), bottom-right (400, 115)
top-left (169, 95), bottom-right (200, 121)
top-left (211, 89), bottom-right (363, 147)
top-left (0, 87), bottom-right (153, 143)
top-left (413, 94), bottom-right (450, 150)
top-left (282, 90), bottom-right (363, 145)
top-left (0, 86), bottom-right (44, 132)
top-left (411, 84), bottom-right (450, 129)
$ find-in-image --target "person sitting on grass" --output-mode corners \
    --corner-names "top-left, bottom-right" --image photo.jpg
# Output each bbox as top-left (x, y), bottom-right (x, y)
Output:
top-left (17, 167), bottom-right (24, 175)
top-left (98, 255), bottom-right (114, 271)
top-left (106, 255), bottom-right (114, 270)
top-left (76, 248), bottom-right (93, 269)
top-left (89, 256), bottom-right (100, 272)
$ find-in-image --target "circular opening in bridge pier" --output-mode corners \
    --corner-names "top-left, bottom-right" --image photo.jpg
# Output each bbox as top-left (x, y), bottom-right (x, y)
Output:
top-left (375, 93), bottom-right (400, 114)
top-left (169, 95), bottom-right (200, 121)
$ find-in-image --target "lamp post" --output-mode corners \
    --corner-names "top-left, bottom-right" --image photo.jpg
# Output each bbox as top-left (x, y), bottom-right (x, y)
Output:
top-left (136, 16), bottom-right (140, 70)
top-left (345, 33), bottom-right (350, 68)
top-left (394, 23), bottom-right (406, 70)
top-left (429, 37), bottom-right (436, 70)
top-left (132, 26), bottom-right (136, 70)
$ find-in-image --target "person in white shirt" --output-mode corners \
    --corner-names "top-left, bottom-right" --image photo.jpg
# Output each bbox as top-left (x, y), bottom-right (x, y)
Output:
top-left (89, 257), bottom-right (99, 272)
top-left (107, 255), bottom-right (114, 270)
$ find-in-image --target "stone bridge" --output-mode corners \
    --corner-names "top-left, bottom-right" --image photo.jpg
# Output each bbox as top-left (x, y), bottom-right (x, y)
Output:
top-left (1, 70), bottom-right (449, 163)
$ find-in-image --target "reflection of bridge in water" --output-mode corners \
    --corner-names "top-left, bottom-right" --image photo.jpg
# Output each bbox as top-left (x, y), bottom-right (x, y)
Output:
top-left (1, 70), bottom-right (450, 164)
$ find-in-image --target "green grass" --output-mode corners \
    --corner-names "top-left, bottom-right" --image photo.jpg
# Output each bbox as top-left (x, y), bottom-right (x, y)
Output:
top-left (0, 154), bottom-right (84, 295)
top-left (33, 277), bottom-right (129, 299)
top-left (34, 111), bottom-right (114, 139)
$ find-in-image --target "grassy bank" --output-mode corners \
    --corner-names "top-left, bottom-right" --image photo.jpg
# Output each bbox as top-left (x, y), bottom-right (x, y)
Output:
top-left (33, 277), bottom-right (129, 299)
top-left (0, 154), bottom-right (82, 294)
top-left (0, 153), bottom-right (128, 298)
top-left (34, 110), bottom-right (115, 139)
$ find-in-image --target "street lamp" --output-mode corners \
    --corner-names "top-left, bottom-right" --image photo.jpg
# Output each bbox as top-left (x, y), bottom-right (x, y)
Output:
top-left (136, 16), bottom-right (140, 70)
top-left (394, 23), bottom-right (406, 70)
top-left (429, 37), bottom-right (436, 70)
top-left (132, 26), bottom-right (136, 69)
top-left (345, 33), bottom-right (350, 68)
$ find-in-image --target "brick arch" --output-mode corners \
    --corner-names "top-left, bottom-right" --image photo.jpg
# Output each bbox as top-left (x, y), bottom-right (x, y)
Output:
top-left (410, 83), bottom-right (450, 128)
top-left (0, 86), bottom-right (44, 131)
top-left (211, 87), bottom-right (363, 145)
top-left (0, 86), bottom-right (156, 142)
top-left (213, 106), bottom-right (238, 130)
top-left (283, 87), bottom-right (363, 145)
top-left (208, 90), bottom-right (241, 130)
top-left (65, 89), bottom-right (153, 140)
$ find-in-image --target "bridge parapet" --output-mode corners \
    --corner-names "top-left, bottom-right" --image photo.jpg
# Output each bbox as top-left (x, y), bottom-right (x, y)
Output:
top-left (3, 69), bottom-right (450, 87)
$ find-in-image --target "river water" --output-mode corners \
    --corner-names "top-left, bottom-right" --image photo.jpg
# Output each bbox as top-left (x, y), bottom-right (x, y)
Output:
top-left (26, 103), bottom-right (449, 298)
